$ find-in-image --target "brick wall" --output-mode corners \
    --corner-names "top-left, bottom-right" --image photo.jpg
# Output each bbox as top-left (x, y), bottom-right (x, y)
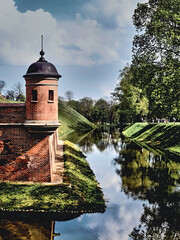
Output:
top-left (0, 103), bottom-right (25, 123)
top-left (0, 125), bottom-right (58, 183)
top-left (25, 79), bottom-right (58, 121)
top-left (0, 100), bottom-right (60, 183)
top-left (49, 129), bottom-right (58, 179)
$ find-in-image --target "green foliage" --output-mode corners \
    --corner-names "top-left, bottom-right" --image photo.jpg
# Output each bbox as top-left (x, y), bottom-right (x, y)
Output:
top-left (131, 0), bottom-right (180, 118)
top-left (133, 0), bottom-right (180, 57)
top-left (112, 0), bottom-right (180, 121)
top-left (113, 65), bottom-right (149, 123)
top-left (76, 97), bottom-right (94, 121)
top-left (65, 96), bottom-right (118, 125)
top-left (93, 98), bottom-right (109, 124)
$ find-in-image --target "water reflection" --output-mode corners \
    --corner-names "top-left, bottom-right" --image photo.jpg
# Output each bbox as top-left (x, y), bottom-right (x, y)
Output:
top-left (0, 212), bottom-right (80, 240)
top-left (0, 127), bottom-right (179, 239)
top-left (78, 126), bottom-right (123, 153)
top-left (62, 127), bottom-right (180, 239)
top-left (0, 217), bottom-right (54, 240)
top-left (112, 138), bottom-right (180, 239)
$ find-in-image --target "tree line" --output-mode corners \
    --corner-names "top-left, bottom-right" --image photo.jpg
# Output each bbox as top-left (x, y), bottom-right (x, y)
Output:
top-left (60, 91), bottom-right (118, 125)
top-left (112, 0), bottom-right (179, 123)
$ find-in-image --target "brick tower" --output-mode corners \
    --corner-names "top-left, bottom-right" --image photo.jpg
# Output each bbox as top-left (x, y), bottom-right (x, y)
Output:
top-left (23, 47), bottom-right (61, 133)
top-left (0, 41), bottom-right (64, 183)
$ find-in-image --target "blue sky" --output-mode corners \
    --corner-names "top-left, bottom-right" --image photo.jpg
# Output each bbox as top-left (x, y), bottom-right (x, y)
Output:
top-left (0, 0), bottom-right (145, 100)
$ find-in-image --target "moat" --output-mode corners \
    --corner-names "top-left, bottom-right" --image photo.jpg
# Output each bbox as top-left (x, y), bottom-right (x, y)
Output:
top-left (0, 127), bottom-right (179, 240)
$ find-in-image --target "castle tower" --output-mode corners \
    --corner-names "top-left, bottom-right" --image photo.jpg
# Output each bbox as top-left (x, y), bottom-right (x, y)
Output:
top-left (23, 44), bottom-right (61, 133)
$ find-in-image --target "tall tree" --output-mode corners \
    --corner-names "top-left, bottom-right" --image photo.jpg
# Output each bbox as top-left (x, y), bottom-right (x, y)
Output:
top-left (132, 0), bottom-right (180, 119)
top-left (113, 65), bottom-right (149, 123)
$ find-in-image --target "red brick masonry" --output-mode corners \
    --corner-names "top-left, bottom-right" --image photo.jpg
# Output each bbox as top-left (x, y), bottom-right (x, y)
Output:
top-left (0, 103), bottom-right (26, 123)
top-left (0, 103), bottom-right (63, 183)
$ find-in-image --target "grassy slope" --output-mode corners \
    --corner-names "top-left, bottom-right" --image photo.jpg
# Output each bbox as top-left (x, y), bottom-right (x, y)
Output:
top-left (0, 141), bottom-right (105, 212)
top-left (123, 122), bottom-right (180, 155)
top-left (58, 101), bottom-right (96, 137)
top-left (0, 95), bottom-right (20, 103)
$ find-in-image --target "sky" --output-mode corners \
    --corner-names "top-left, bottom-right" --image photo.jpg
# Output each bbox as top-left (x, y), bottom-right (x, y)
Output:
top-left (0, 0), bottom-right (145, 100)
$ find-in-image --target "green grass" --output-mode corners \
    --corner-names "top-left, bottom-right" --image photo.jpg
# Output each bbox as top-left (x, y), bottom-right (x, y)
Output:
top-left (0, 141), bottom-right (105, 213)
top-left (63, 140), bottom-right (105, 211)
top-left (123, 122), bottom-right (180, 155)
top-left (0, 94), bottom-right (25, 103)
top-left (0, 95), bottom-right (23, 103)
top-left (58, 101), bottom-right (96, 138)
top-left (122, 122), bottom-right (149, 138)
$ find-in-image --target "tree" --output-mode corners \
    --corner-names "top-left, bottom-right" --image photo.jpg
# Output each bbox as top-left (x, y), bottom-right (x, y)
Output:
top-left (6, 90), bottom-right (15, 100)
top-left (132, 0), bottom-right (180, 119)
top-left (108, 100), bottom-right (119, 125)
top-left (77, 97), bottom-right (94, 121)
top-left (0, 80), bottom-right (6, 94)
top-left (112, 65), bottom-right (149, 123)
top-left (13, 82), bottom-right (26, 102)
top-left (67, 100), bottom-right (78, 111)
top-left (65, 90), bottom-right (74, 101)
top-left (133, 0), bottom-right (179, 59)
top-left (93, 98), bottom-right (109, 124)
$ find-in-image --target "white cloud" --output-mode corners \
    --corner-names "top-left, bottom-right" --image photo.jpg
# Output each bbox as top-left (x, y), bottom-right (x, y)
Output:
top-left (84, 0), bottom-right (145, 28)
top-left (0, 0), bottom-right (61, 65)
top-left (0, 0), bottom-right (144, 67)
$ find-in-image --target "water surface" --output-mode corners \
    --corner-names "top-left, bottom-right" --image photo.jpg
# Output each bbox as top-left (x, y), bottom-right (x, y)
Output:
top-left (0, 127), bottom-right (179, 239)
top-left (54, 127), bottom-right (180, 240)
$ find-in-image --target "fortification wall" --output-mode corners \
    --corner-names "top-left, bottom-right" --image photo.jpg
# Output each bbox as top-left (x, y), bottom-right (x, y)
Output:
top-left (0, 103), bottom-right (60, 183)
top-left (0, 125), bottom-right (58, 183)
top-left (0, 103), bottom-right (26, 123)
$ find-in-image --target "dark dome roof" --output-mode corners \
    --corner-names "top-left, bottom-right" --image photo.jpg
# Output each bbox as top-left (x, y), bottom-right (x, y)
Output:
top-left (23, 50), bottom-right (61, 79)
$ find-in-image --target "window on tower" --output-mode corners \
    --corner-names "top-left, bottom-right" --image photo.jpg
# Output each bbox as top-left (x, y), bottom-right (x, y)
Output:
top-left (32, 90), bottom-right (37, 101)
top-left (49, 90), bottom-right (54, 102)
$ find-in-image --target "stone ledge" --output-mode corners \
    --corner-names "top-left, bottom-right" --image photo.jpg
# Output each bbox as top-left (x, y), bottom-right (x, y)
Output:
top-left (0, 103), bottom-right (25, 108)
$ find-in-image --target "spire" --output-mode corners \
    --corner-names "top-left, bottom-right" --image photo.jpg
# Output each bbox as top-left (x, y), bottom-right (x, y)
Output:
top-left (38, 35), bottom-right (46, 62)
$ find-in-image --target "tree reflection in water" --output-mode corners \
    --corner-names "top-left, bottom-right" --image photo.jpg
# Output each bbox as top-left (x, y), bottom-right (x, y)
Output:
top-left (113, 138), bottom-right (180, 240)
top-left (71, 126), bottom-right (180, 239)
top-left (0, 212), bottom-right (80, 240)
top-left (0, 218), bottom-right (54, 240)
top-left (79, 126), bottom-right (123, 153)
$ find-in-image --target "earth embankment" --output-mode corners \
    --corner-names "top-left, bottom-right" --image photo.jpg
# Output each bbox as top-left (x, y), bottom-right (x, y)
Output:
top-left (123, 122), bottom-right (180, 156)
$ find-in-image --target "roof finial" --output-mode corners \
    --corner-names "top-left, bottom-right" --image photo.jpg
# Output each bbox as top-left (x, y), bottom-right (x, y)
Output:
top-left (39, 35), bottom-right (46, 61)
top-left (41, 35), bottom-right (43, 51)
